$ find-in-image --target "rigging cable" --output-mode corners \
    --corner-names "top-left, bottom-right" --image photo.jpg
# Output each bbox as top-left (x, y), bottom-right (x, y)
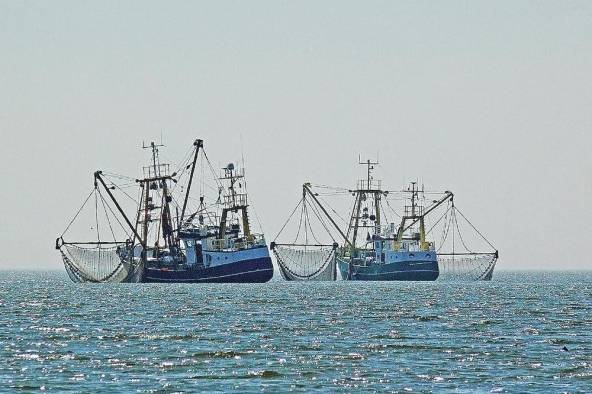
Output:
top-left (426, 202), bottom-right (452, 236)
top-left (293, 198), bottom-right (305, 244)
top-left (454, 206), bottom-right (497, 251)
top-left (452, 208), bottom-right (473, 253)
top-left (100, 186), bottom-right (134, 241)
top-left (249, 201), bottom-right (265, 234)
top-left (169, 144), bottom-right (195, 194)
top-left (305, 198), bottom-right (329, 244)
top-left (98, 188), bottom-right (117, 243)
top-left (101, 171), bottom-right (136, 182)
top-left (60, 188), bottom-right (96, 237)
top-left (95, 189), bottom-right (100, 246)
top-left (437, 208), bottom-right (453, 253)
top-left (202, 149), bottom-right (224, 191)
top-left (303, 201), bottom-right (309, 246)
top-left (310, 184), bottom-right (350, 192)
top-left (105, 178), bottom-right (140, 205)
top-left (273, 197), bottom-right (303, 242)
top-left (378, 199), bottom-right (389, 227)
top-left (316, 194), bottom-right (347, 224)
top-left (307, 195), bottom-right (336, 243)
top-left (383, 195), bottom-right (402, 219)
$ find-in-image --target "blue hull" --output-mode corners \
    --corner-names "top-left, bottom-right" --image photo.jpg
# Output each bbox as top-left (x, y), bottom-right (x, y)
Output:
top-left (143, 257), bottom-right (274, 283)
top-left (337, 257), bottom-right (439, 281)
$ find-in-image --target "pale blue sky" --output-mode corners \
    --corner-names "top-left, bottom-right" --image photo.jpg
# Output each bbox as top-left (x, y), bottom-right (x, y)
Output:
top-left (0, 1), bottom-right (591, 270)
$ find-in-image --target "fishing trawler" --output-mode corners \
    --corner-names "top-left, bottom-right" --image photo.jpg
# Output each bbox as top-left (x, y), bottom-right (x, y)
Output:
top-left (272, 159), bottom-right (497, 281)
top-left (56, 139), bottom-right (274, 283)
top-left (335, 172), bottom-right (445, 281)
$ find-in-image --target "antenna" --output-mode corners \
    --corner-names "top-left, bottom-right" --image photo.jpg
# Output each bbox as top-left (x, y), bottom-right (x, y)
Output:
top-left (142, 140), bottom-right (165, 149)
top-left (240, 134), bottom-right (245, 169)
top-left (358, 156), bottom-right (379, 191)
top-left (358, 156), bottom-right (379, 166)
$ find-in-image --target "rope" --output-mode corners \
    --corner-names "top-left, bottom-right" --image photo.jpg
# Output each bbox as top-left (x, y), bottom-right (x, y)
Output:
top-left (169, 143), bottom-right (195, 194)
top-left (101, 171), bottom-right (136, 182)
top-left (309, 184), bottom-right (350, 192)
top-left (202, 150), bottom-right (224, 191)
top-left (452, 208), bottom-right (473, 253)
top-left (303, 201), bottom-right (310, 245)
top-left (316, 194), bottom-right (347, 224)
top-left (426, 203), bottom-right (451, 236)
top-left (293, 199), bottom-right (305, 244)
top-left (98, 189), bottom-right (117, 242)
top-left (94, 190), bottom-right (100, 245)
top-left (105, 189), bottom-right (133, 240)
top-left (306, 197), bottom-right (335, 243)
top-left (437, 209), bottom-right (453, 253)
top-left (109, 180), bottom-right (140, 205)
top-left (304, 201), bottom-right (323, 245)
top-left (454, 206), bottom-right (497, 251)
top-left (60, 188), bottom-right (95, 237)
top-left (250, 202), bottom-right (265, 233)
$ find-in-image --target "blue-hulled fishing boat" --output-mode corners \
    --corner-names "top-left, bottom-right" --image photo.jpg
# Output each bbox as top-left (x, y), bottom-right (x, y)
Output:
top-left (335, 176), bottom-right (447, 281)
top-left (56, 139), bottom-right (273, 283)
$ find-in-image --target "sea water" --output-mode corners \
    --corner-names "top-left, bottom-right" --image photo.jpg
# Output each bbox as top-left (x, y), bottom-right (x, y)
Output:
top-left (0, 271), bottom-right (590, 392)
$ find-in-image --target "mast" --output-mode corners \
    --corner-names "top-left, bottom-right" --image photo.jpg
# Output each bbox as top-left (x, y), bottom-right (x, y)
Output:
top-left (140, 141), bottom-right (177, 251)
top-left (400, 190), bottom-right (453, 234)
top-left (219, 163), bottom-right (251, 239)
top-left (141, 180), bottom-right (150, 261)
top-left (160, 178), bottom-right (174, 247)
top-left (374, 188), bottom-right (381, 235)
top-left (349, 192), bottom-right (363, 248)
top-left (180, 139), bottom-right (203, 225)
top-left (348, 158), bottom-right (380, 249)
top-left (395, 185), bottom-right (453, 250)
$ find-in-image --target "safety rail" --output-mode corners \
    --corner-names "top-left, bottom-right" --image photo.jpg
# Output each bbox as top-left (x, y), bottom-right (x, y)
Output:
top-left (143, 163), bottom-right (170, 178)
top-left (357, 179), bottom-right (381, 191)
top-left (223, 193), bottom-right (248, 208)
top-left (210, 234), bottom-right (266, 251)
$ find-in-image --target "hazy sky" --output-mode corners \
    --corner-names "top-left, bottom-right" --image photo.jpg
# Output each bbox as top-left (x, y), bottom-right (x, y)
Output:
top-left (1, 1), bottom-right (591, 270)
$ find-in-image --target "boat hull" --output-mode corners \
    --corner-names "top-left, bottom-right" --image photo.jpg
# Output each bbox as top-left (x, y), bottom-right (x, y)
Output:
top-left (143, 256), bottom-right (274, 283)
top-left (337, 256), bottom-right (439, 281)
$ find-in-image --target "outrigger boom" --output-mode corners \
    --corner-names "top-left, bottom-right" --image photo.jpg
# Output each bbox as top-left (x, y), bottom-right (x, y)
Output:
top-left (94, 171), bottom-right (145, 249)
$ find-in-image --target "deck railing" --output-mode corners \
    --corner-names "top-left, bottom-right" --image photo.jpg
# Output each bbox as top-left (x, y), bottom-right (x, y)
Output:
top-left (210, 234), bottom-right (266, 251)
top-left (357, 179), bottom-right (381, 190)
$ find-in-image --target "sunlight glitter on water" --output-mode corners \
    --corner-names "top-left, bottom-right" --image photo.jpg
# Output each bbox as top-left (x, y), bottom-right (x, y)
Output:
top-left (0, 271), bottom-right (590, 392)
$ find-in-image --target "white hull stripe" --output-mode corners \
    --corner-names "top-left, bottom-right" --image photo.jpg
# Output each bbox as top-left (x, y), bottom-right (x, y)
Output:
top-left (341, 269), bottom-right (439, 277)
top-left (144, 268), bottom-right (273, 282)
